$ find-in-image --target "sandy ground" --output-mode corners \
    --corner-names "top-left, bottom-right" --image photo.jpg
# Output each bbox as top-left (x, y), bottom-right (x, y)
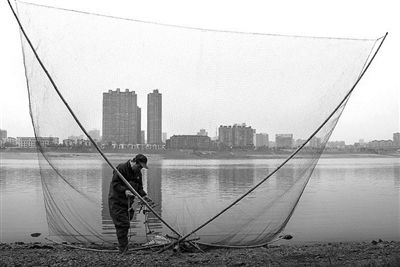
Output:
top-left (1, 241), bottom-right (399, 266)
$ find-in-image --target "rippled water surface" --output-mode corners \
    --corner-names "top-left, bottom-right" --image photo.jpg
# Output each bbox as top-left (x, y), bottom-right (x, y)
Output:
top-left (1, 153), bottom-right (399, 243)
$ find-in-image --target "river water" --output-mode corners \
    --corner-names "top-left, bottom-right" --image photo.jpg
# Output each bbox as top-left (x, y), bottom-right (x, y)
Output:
top-left (0, 153), bottom-right (399, 244)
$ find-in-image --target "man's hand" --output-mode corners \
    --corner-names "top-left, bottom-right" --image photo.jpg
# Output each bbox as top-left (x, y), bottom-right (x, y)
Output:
top-left (142, 195), bottom-right (156, 207)
top-left (125, 190), bottom-right (134, 198)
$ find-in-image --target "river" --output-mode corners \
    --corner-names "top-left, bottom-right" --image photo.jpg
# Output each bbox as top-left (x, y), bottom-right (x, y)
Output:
top-left (0, 153), bottom-right (399, 244)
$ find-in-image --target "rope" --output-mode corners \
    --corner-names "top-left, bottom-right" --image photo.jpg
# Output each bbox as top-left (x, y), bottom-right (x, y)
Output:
top-left (16, 0), bottom-right (377, 41)
top-left (127, 195), bottom-right (133, 243)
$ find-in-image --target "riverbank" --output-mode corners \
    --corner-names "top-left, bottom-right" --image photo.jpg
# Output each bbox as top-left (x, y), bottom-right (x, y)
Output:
top-left (1, 149), bottom-right (398, 160)
top-left (1, 241), bottom-right (399, 266)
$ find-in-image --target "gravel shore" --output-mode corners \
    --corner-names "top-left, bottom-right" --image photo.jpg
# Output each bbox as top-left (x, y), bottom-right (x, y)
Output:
top-left (1, 241), bottom-right (399, 266)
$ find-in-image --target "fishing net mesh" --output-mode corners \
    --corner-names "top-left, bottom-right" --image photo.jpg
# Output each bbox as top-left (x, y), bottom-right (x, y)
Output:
top-left (14, 1), bottom-right (382, 247)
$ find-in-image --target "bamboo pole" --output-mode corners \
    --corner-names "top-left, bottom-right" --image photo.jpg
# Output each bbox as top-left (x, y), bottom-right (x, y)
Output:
top-left (7, 0), bottom-right (181, 238)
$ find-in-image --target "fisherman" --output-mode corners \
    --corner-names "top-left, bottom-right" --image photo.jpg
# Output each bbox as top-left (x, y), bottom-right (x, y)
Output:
top-left (108, 154), bottom-right (155, 253)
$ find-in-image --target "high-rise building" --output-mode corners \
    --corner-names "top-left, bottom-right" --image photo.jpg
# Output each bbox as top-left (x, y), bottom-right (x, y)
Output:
top-left (275, 134), bottom-right (293, 149)
top-left (137, 107), bottom-right (142, 145)
top-left (232, 124), bottom-right (254, 148)
top-left (218, 126), bottom-right (233, 147)
top-left (147, 89), bottom-right (162, 144)
top-left (218, 124), bottom-right (254, 148)
top-left (255, 133), bottom-right (269, 148)
top-left (393, 132), bottom-right (400, 147)
top-left (102, 89), bottom-right (141, 144)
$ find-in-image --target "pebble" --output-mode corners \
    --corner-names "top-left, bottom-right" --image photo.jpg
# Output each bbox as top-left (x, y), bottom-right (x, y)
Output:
top-left (0, 241), bottom-right (399, 266)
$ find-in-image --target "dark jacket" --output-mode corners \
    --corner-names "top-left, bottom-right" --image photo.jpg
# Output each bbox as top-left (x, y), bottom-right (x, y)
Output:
top-left (108, 160), bottom-right (147, 208)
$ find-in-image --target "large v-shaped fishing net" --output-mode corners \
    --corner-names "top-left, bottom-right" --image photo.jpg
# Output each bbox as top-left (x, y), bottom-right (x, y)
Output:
top-left (12, 1), bottom-right (384, 248)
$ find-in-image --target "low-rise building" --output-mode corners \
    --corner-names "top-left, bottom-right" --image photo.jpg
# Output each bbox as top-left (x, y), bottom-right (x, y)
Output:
top-left (309, 137), bottom-right (322, 148)
top-left (393, 132), bottom-right (400, 148)
top-left (63, 139), bottom-right (74, 147)
top-left (326, 141), bottom-right (346, 149)
top-left (168, 135), bottom-right (211, 150)
top-left (367, 140), bottom-right (394, 150)
top-left (76, 139), bottom-right (91, 146)
top-left (6, 137), bottom-right (17, 146)
top-left (197, 129), bottom-right (208, 136)
top-left (88, 129), bottom-right (100, 141)
top-left (295, 139), bottom-right (307, 148)
top-left (275, 134), bottom-right (293, 149)
top-left (17, 137), bottom-right (59, 148)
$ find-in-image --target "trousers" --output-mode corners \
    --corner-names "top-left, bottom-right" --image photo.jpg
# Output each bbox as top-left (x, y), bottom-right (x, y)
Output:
top-left (109, 199), bottom-right (134, 248)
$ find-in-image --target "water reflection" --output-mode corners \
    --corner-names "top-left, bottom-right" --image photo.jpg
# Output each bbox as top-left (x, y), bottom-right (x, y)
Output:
top-left (163, 167), bottom-right (215, 197)
top-left (146, 167), bottom-right (163, 234)
top-left (393, 164), bottom-right (399, 189)
top-left (100, 163), bottom-right (164, 239)
top-left (101, 163), bottom-right (113, 235)
top-left (101, 163), bottom-right (143, 238)
top-left (275, 165), bottom-right (295, 190)
top-left (1, 155), bottom-right (399, 243)
top-left (286, 158), bottom-right (400, 243)
top-left (217, 165), bottom-right (255, 198)
top-left (0, 160), bottom-right (47, 242)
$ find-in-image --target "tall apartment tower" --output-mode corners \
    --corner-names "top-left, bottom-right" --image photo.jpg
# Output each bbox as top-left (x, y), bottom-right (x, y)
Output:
top-left (102, 89), bottom-right (141, 144)
top-left (147, 89), bottom-right (162, 144)
top-left (137, 107), bottom-right (142, 144)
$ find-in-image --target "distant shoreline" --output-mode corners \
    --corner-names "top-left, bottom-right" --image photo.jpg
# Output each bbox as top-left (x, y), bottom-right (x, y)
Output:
top-left (1, 149), bottom-right (398, 160)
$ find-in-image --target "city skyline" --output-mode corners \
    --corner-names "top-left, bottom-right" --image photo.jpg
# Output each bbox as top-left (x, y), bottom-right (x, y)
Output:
top-left (2, 124), bottom-right (399, 149)
top-left (1, 85), bottom-right (397, 146)
top-left (101, 88), bottom-right (164, 146)
top-left (1, 1), bottom-right (398, 144)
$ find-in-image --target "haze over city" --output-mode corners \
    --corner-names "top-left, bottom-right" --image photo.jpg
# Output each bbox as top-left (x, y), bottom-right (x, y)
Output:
top-left (0, 0), bottom-right (399, 144)
top-left (1, 1), bottom-right (399, 264)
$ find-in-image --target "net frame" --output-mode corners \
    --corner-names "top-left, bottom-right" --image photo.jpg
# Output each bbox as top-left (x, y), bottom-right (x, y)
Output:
top-left (8, 0), bottom-right (388, 248)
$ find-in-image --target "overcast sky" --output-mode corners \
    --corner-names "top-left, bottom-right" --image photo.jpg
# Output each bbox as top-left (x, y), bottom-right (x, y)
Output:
top-left (0, 0), bottom-right (398, 144)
